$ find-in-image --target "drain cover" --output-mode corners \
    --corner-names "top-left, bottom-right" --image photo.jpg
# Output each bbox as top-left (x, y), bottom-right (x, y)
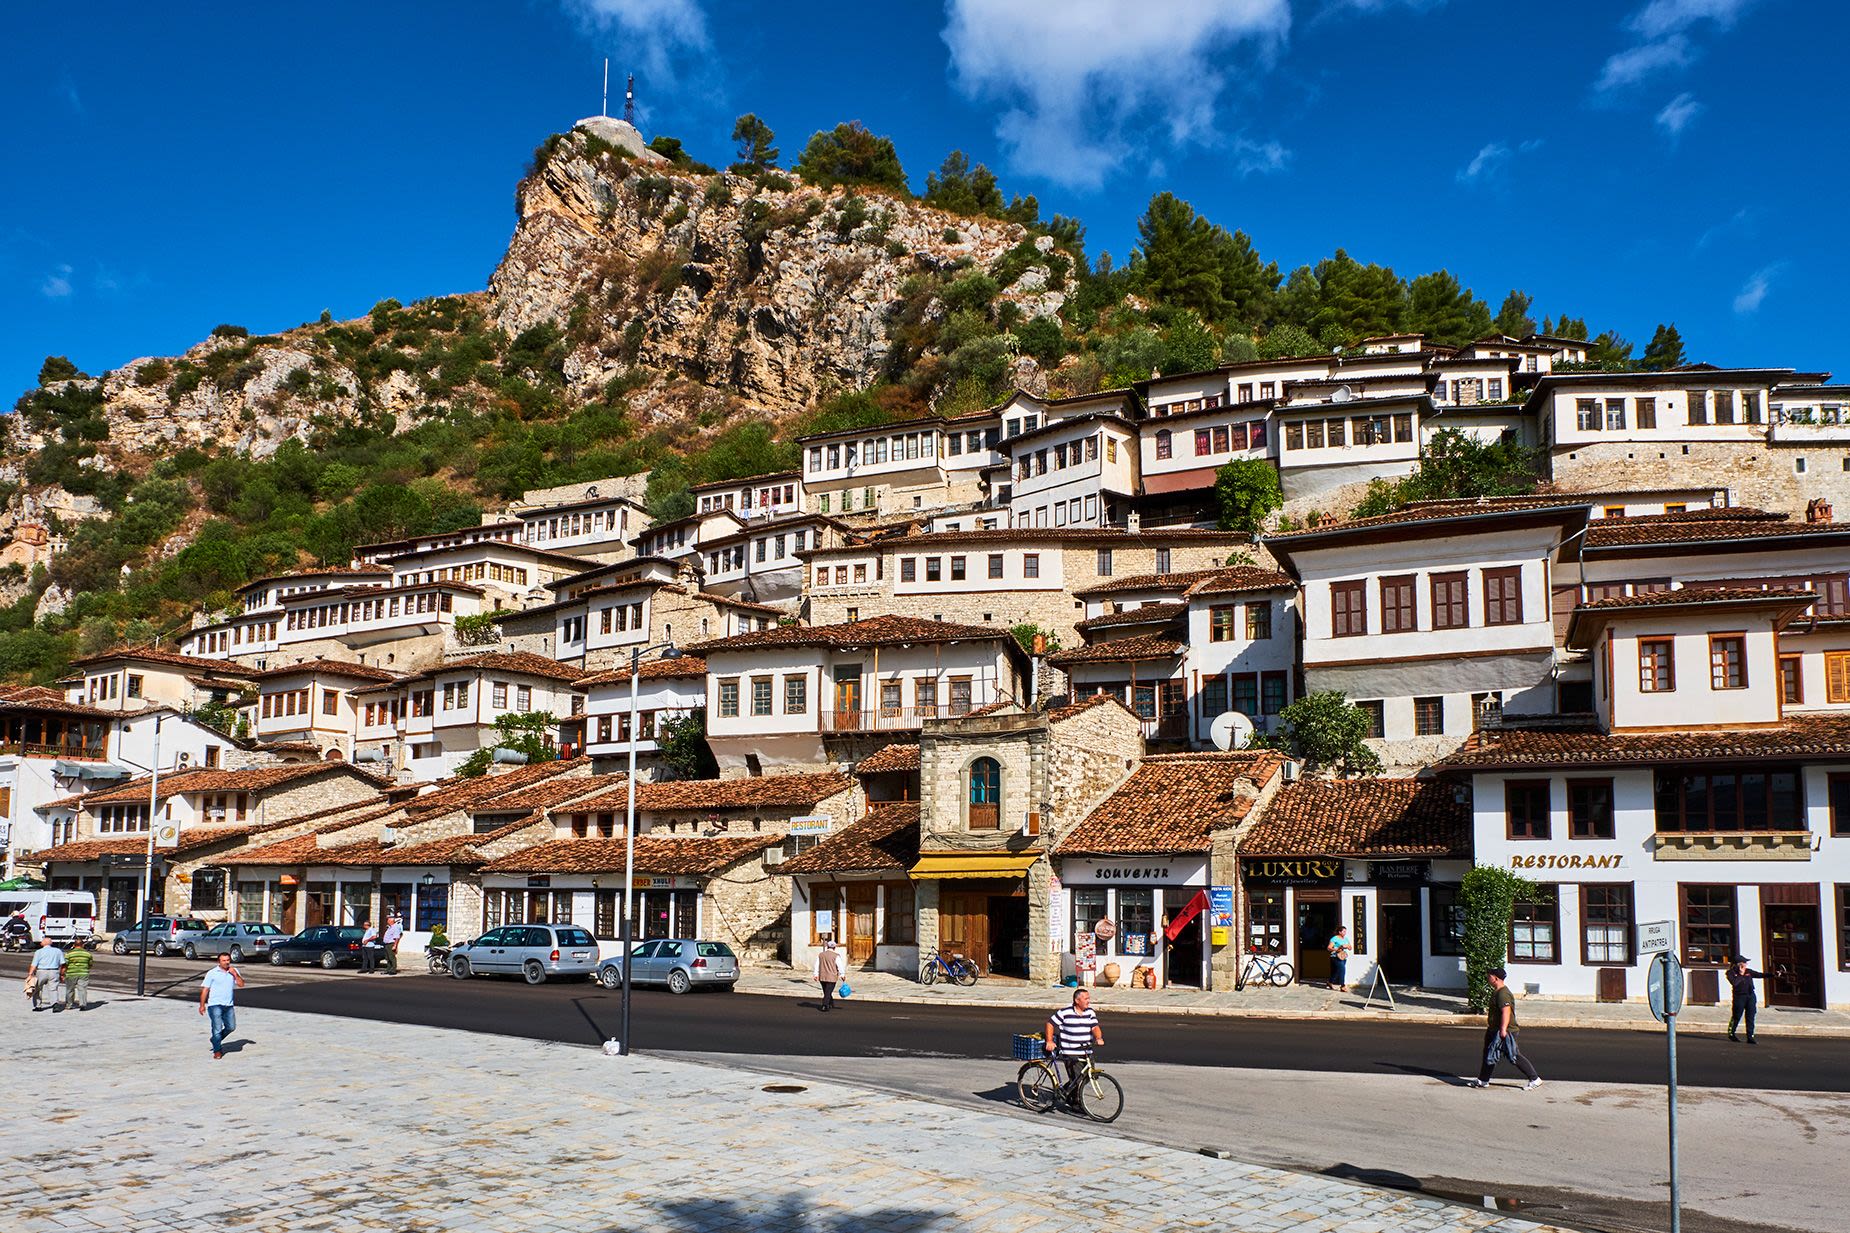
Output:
top-left (761, 1084), bottom-right (808, 1094)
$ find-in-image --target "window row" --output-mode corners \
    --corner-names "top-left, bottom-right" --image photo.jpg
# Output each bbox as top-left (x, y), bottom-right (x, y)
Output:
top-left (1331, 568), bottom-right (1523, 637)
top-left (260, 688), bottom-right (313, 720)
top-left (1015, 434), bottom-right (1117, 481)
top-left (529, 506), bottom-right (628, 540)
top-left (1150, 420), bottom-right (1268, 461)
top-left (809, 432), bottom-right (938, 473)
top-left (488, 681), bottom-right (534, 711)
top-left (599, 602), bottom-right (647, 635)
top-left (1207, 602), bottom-right (1272, 642)
top-left (1281, 413), bottom-right (1414, 452)
top-left (943, 428), bottom-right (1001, 457)
top-left (1013, 495), bottom-right (1101, 529)
top-left (816, 488), bottom-right (878, 514)
top-left (286, 590), bottom-right (452, 630)
top-left (1636, 634), bottom-right (1748, 693)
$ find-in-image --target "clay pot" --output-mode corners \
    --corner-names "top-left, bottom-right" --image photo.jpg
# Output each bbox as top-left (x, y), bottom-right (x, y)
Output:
top-left (1100, 962), bottom-right (1121, 986)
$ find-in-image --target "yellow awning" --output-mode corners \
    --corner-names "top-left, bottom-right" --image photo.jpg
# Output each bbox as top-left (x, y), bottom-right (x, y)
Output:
top-left (908, 852), bottom-right (1039, 880)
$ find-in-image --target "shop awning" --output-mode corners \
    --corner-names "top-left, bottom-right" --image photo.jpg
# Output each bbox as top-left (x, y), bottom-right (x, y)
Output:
top-left (908, 852), bottom-right (1039, 880)
top-left (55, 760), bottom-right (129, 781)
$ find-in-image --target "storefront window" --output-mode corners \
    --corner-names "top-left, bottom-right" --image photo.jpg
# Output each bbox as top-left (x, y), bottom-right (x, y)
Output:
top-left (414, 883), bottom-right (449, 933)
top-left (594, 890), bottom-right (618, 939)
top-left (380, 882), bottom-right (413, 927)
top-left (674, 893), bottom-right (697, 939)
top-left (1680, 884), bottom-right (1736, 967)
top-left (1582, 884), bottom-right (1633, 965)
top-left (190, 869), bottom-right (226, 912)
top-left (1118, 889), bottom-right (1155, 958)
top-left (236, 881), bottom-right (266, 923)
top-left (550, 891), bottom-right (575, 925)
top-left (1073, 888), bottom-right (1108, 951)
top-left (339, 883), bottom-right (372, 925)
top-left (884, 882), bottom-right (915, 944)
top-left (1509, 889), bottom-right (1559, 963)
top-left (1248, 889), bottom-right (1286, 953)
top-left (1428, 885), bottom-right (1464, 956)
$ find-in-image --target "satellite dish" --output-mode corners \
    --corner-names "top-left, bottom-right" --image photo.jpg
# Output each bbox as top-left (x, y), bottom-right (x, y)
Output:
top-left (1210, 711), bottom-right (1256, 751)
top-left (1331, 384), bottom-right (1354, 403)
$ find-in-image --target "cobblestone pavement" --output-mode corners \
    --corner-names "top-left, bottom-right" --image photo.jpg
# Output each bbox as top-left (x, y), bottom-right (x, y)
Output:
top-left (737, 965), bottom-right (1850, 1036)
top-left (0, 992), bottom-right (1574, 1233)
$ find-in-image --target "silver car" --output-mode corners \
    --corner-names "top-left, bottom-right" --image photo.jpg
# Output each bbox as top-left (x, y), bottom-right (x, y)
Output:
top-left (185, 921), bottom-right (286, 961)
top-left (449, 924), bottom-right (601, 984)
top-left (596, 939), bottom-right (739, 994)
top-left (110, 915), bottom-right (211, 956)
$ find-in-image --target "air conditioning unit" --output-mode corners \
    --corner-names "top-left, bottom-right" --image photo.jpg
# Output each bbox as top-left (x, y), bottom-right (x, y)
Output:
top-left (1281, 761), bottom-right (1301, 782)
top-left (378, 826), bottom-right (397, 846)
top-left (1020, 812), bottom-right (1042, 838)
top-left (763, 845), bottom-right (787, 869)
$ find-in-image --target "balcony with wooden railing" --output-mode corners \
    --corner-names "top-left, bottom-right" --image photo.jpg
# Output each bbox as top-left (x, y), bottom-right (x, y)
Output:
top-left (822, 706), bottom-right (976, 734)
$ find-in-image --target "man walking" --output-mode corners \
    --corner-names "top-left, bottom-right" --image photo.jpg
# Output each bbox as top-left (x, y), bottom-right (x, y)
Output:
top-left (1727, 955), bottom-right (1765, 1044)
top-left (358, 918), bottom-right (380, 974)
top-left (1327, 926), bottom-right (1351, 991)
top-left (61, 942), bottom-right (94, 1011)
top-left (812, 935), bottom-right (842, 1011)
top-left (381, 913), bottom-right (404, 975)
top-left (199, 952), bottom-right (245, 1059)
top-left (25, 938), bottom-right (65, 1011)
top-left (1468, 967), bottom-right (1542, 1090)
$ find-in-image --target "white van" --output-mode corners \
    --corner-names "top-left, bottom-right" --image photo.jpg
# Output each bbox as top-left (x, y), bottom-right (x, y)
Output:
top-left (0, 890), bottom-right (98, 944)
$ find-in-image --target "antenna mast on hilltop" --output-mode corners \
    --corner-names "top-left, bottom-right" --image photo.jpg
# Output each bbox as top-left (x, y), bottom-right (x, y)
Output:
top-left (602, 58), bottom-right (609, 118)
top-left (624, 73), bottom-right (636, 126)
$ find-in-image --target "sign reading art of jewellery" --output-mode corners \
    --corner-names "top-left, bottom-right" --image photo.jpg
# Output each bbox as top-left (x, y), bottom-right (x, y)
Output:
top-left (1242, 858), bottom-right (1341, 887)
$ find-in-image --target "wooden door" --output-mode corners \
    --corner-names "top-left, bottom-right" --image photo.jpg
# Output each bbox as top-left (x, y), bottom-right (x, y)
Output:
top-left (1295, 892), bottom-right (1336, 983)
top-left (939, 891), bottom-right (989, 974)
top-left (845, 885), bottom-right (877, 967)
top-left (833, 667), bottom-right (862, 728)
top-left (1763, 904), bottom-right (1825, 1009)
top-left (1377, 898), bottom-right (1420, 984)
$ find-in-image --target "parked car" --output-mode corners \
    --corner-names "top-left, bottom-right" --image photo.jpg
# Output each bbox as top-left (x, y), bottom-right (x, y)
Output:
top-left (186, 921), bottom-right (286, 961)
top-left (111, 915), bottom-right (210, 956)
top-left (269, 925), bottom-right (366, 969)
top-left (449, 924), bottom-right (600, 984)
top-left (0, 890), bottom-right (97, 944)
top-left (596, 939), bottom-right (738, 994)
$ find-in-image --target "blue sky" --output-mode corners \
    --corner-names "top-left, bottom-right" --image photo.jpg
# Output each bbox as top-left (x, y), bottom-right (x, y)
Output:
top-left (4, 0), bottom-right (1843, 401)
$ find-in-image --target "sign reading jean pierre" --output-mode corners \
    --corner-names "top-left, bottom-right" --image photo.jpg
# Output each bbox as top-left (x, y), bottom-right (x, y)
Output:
top-left (1242, 858), bottom-right (1341, 887)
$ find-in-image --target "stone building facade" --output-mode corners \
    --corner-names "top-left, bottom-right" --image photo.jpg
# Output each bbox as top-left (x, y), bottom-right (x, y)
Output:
top-left (1548, 438), bottom-right (1850, 519)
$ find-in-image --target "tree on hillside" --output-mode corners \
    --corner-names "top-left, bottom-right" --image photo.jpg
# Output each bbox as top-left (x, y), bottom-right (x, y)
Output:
top-left (1283, 250), bottom-right (1406, 346)
top-left (1159, 311), bottom-right (1218, 376)
top-left (1405, 271), bottom-right (1495, 346)
top-left (457, 711), bottom-right (558, 777)
top-left (1349, 428), bottom-right (1541, 518)
top-left (1544, 315), bottom-right (1589, 340)
top-left (1641, 323), bottom-right (1687, 370)
top-left (1272, 692), bottom-right (1383, 777)
top-left (1494, 291), bottom-right (1536, 338)
top-left (1131, 193), bottom-right (1278, 331)
top-left (924, 151), bottom-right (1002, 216)
top-left (1586, 330), bottom-right (1636, 370)
top-left (38, 356), bottom-right (83, 385)
top-left (731, 113), bottom-right (778, 170)
top-left (1257, 323), bottom-right (1321, 360)
top-left (794, 122), bottom-right (907, 192)
top-left (1213, 458), bottom-right (1282, 534)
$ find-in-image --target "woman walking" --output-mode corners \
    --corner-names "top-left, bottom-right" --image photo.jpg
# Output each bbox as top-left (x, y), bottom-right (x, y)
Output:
top-left (813, 935), bottom-right (842, 1012)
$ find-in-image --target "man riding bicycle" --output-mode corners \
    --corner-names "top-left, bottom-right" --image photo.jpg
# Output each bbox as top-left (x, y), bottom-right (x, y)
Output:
top-left (1044, 988), bottom-right (1104, 1095)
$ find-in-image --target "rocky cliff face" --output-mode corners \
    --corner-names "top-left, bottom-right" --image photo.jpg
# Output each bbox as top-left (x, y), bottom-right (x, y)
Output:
top-left (489, 121), bottom-right (1068, 419)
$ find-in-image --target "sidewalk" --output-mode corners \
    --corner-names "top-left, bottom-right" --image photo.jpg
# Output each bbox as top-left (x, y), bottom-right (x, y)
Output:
top-left (739, 964), bottom-right (1850, 1036)
top-left (0, 992), bottom-right (1570, 1233)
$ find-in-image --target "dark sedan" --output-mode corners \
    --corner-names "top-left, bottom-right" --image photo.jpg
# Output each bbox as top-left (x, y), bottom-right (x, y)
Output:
top-left (268, 925), bottom-right (366, 969)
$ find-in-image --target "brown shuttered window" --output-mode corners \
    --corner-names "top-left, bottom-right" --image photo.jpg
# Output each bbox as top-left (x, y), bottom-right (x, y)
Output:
top-left (1484, 566), bottom-right (1524, 626)
top-left (1332, 581), bottom-right (1367, 637)
top-left (1380, 575), bottom-right (1416, 634)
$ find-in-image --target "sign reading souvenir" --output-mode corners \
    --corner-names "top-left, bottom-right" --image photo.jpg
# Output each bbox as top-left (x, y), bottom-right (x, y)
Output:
top-left (1242, 858), bottom-right (1341, 887)
top-left (1208, 885), bottom-right (1234, 947)
top-left (1063, 857), bottom-right (1209, 886)
top-left (788, 815), bottom-right (833, 837)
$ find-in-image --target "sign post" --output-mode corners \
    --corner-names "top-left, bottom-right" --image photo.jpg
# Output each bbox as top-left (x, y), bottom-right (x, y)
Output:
top-left (1648, 951), bottom-right (1685, 1233)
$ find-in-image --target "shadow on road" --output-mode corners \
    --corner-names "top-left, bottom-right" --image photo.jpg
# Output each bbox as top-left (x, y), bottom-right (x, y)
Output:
top-left (1372, 1061), bottom-right (1472, 1087)
top-left (640, 1192), bottom-right (958, 1232)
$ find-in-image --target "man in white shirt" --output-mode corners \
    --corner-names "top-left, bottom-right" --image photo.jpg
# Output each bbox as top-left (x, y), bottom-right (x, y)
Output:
top-left (380, 914), bottom-right (404, 975)
top-left (358, 919), bottom-right (381, 974)
top-left (25, 940), bottom-right (65, 1012)
top-left (199, 952), bottom-right (245, 1059)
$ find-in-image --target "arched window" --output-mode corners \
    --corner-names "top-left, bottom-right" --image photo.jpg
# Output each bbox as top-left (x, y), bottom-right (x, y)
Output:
top-left (968, 757), bottom-right (1001, 830)
top-left (1154, 429), bottom-right (1172, 460)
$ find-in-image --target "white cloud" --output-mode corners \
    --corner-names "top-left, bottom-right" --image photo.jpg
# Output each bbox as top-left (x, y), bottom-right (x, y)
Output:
top-left (1597, 0), bottom-right (1754, 94)
top-left (1629, 0), bottom-right (1753, 40)
top-left (1595, 35), bottom-right (1692, 92)
top-left (58, 70), bottom-right (83, 116)
top-left (1732, 262), bottom-right (1784, 314)
top-left (1695, 206), bottom-right (1751, 250)
top-left (1231, 135), bottom-right (1290, 177)
top-left (943, 0), bottom-right (1291, 189)
top-left (40, 264), bottom-right (73, 299)
top-left (560, 0), bottom-right (708, 88)
top-left (1655, 91), bottom-right (1703, 137)
top-left (1456, 138), bottom-right (1539, 185)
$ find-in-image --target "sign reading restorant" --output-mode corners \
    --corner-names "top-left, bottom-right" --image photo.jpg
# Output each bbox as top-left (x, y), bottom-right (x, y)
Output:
top-left (787, 815), bottom-right (833, 837)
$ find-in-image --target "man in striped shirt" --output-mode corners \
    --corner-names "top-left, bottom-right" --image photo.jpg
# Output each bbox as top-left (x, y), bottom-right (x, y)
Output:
top-left (1044, 989), bottom-right (1104, 1094)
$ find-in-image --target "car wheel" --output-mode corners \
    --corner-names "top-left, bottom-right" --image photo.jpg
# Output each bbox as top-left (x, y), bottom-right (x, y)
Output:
top-left (112, 937), bottom-right (128, 956)
top-left (319, 950), bottom-right (339, 970)
top-left (228, 946), bottom-right (243, 962)
top-left (450, 957), bottom-right (471, 980)
top-left (522, 959), bottom-right (546, 985)
top-left (667, 968), bottom-right (691, 995)
top-left (270, 950), bottom-right (286, 966)
top-left (183, 943), bottom-right (198, 960)
top-left (597, 965), bottom-right (622, 990)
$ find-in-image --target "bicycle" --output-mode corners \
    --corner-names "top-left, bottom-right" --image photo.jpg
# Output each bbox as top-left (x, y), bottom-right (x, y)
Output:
top-left (919, 948), bottom-right (979, 986)
top-left (1013, 1036), bottom-right (1124, 1123)
top-left (1235, 946), bottom-right (1294, 990)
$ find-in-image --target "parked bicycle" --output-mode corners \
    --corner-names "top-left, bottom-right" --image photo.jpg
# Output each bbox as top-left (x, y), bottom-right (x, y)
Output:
top-left (1013, 1035), bottom-right (1124, 1123)
top-left (1236, 946), bottom-right (1294, 990)
top-left (919, 948), bottom-right (979, 986)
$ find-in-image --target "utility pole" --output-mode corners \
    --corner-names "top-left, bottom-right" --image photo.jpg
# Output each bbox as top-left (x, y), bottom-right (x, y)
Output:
top-left (602, 58), bottom-right (608, 118)
top-left (624, 73), bottom-right (636, 127)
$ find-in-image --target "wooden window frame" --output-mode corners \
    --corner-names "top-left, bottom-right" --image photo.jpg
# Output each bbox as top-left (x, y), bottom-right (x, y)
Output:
top-left (1708, 633), bottom-right (1748, 690)
top-left (1412, 695), bottom-right (1443, 736)
top-left (1567, 778), bottom-right (1616, 840)
top-left (1580, 882), bottom-right (1635, 966)
top-left (1483, 566), bottom-right (1524, 626)
top-left (1430, 571), bottom-right (1468, 630)
top-left (1779, 653), bottom-right (1804, 705)
top-left (717, 678), bottom-right (740, 719)
top-left (1638, 638), bottom-right (1675, 692)
top-left (1331, 580), bottom-right (1367, 638)
top-left (1245, 602), bottom-right (1271, 641)
top-left (1428, 884), bottom-right (1465, 956)
top-left (1209, 606), bottom-right (1238, 642)
top-left (1678, 884), bottom-right (1738, 968)
top-left (1356, 699), bottom-right (1384, 739)
top-left (1380, 574), bottom-right (1416, 635)
top-left (1508, 890), bottom-right (1561, 965)
top-left (1825, 651), bottom-right (1850, 703)
top-left (1505, 779), bottom-right (1552, 840)
top-left (1829, 773), bottom-right (1850, 837)
top-left (1838, 885), bottom-right (1850, 972)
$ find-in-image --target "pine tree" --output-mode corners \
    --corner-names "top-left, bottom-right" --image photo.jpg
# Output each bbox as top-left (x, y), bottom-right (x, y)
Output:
top-left (1131, 193), bottom-right (1277, 331)
top-left (1406, 271), bottom-right (1495, 346)
top-left (731, 114), bottom-right (778, 171)
top-left (1494, 291), bottom-right (1535, 338)
top-left (924, 151), bottom-right (1003, 216)
top-left (794, 122), bottom-right (907, 192)
top-left (1641, 323), bottom-right (1687, 370)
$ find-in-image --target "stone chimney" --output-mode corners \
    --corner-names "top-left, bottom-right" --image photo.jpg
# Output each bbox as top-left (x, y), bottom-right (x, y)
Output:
top-left (1806, 497), bottom-right (1833, 524)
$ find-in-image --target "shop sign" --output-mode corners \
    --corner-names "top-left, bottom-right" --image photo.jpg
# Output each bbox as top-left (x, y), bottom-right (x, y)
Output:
top-left (1208, 885), bottom-right (1234, 947)
top-left (788, 815), bottom-right (832, 837)
top-left (631, 874), bottom-right (700, 890)
top-left (1508, 853), bottom-right (1624, 871)
top-left (1063, 857), bottom-right (1208, 886)
top-left (1369, 861), bottom-right (1431, 885)
top-left (1242, 858), bottom-right (1341, 887)
top-left (527, 876), bottom-right (552, 888)
top-left (1047, 870), bottom-right (1066, 955)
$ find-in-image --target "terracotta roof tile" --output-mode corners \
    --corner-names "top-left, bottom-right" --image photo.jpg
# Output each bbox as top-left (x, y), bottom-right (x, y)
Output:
top-left (30, 824), bottom-right (269, 864)
top-left (0, 686), bottom-right (119, 720)
top-left (855, 744), bottom-right (920, 774)
top-left (473, 773), bottom-right (629, 813)
top-left (1045, 693), bottom-right (1139, 723)
top-left (1267, 497), bottom-right (1588, 539)
top-left (251, 659), bottom-right (403, 682)
top-left (1585, 516), bottom-right (1850, 549)
top-left (1184, 567), bottom-right (1297, 598)
top-left (1441, 714), bottom-right (1850, 770)
top-left (1075, 603), bottom-right (1187, 633)
top-left (780, 803), bottom-right (921, 875)
top-left (1071, 567), bottom-right (1235, 598)
top-left (563, 772), bottom-right (854, 814)
top-left (1054, 753), bottom-right (1284, 855)
top-left (825, 529), bottom-right (1251, 554)
top-left (402, 759), bottom-right (590, 819)
top-left (74, 763), bottom-right (369, 806)
top-left (1045, 635), bottom-right (1186, 667)
top-left (306, 813), bottom-right (549, 868)
top-left (1577, 586), bottom-right (1817, 612)
top-left (573, 656), bottom-right (708, 687)
top-left (690, 614), bottom-right (1009, 654)
top-left (480, 834), bottom-right (780, 875)
top-left (431, 650), bottom-right (586, 682)
top-left (70, 644), bottom-right (255, 675)
top-left (1242, 778), bottom-right (1470, 858)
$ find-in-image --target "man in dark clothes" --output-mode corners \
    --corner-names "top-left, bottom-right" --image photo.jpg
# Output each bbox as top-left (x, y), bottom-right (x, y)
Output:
top-left (1468, 968), bottom-right (1542, 1090)
top-left (1727, 956), bottom-right (1765, 1044)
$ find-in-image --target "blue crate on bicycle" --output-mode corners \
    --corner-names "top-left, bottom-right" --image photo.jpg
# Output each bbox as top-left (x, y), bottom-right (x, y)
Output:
top-left (1011, 1033), bottom-right (1046, 1061)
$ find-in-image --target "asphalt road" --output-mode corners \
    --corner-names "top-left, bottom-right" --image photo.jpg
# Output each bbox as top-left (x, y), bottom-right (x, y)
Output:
top-left (29, 953), bottom-right (1838, 1092)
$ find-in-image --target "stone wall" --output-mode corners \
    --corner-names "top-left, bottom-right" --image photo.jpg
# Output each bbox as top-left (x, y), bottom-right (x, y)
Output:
top-left (704, 850), bottom-right (793, 962)
top-left (1043, 701), bottom-right (1144, 844)
top-left (1548, 439), bottom-right (1850, 516)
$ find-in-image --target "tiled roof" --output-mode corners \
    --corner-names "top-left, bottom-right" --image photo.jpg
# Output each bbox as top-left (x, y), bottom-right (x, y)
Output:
top-left (402, 759), bottom-right (590, 819)
top-left (251, 659), bottom-right (403, 682)
top-left (1045, 693), bottom-right (1139, 724)
top-left (1055, 753), bottom-right (1285, 855)
top-left (303, 813), bottom-right (548, 869)
top-left (1045, 635), bottom-right (1185, 667)
top-left (30, 824), bottom-right (269, 864)
top-left (1441, 714), bottom-right (1850, 770)
top-left (780, 803), bottom-right (921, 875)
top-left (1585, 515), bottom-right (1850, 549)
top-left (1241, 778), bottom-right (1470, 858)
top-left (472, 773), bottom-right (629, 813)
top-left (74, 763), bottom-right (363, 806)
top-left (563, 772), bottom-right (854, 814)
top-left (1075, 603), bottom-right (1187, 633)
top-left (70, 644), bottom-right (254, 674)
top-left (1267, 497), bottom-right (1588, 539)
top-left (0, 686), bottom-right (118, 720)
top-left (573, 656), bottom-right (708, 687)
top-left (479, 834), bottom-right (780, 875)
top-left (1184, 567), bottom-right (1297, 598)
top-left (690, 614), bottom-right (1008, 654)
top-left (1071, 567), bottom-right (1237, 598)
top-left (228, 804), bottom-right (411, 865)
top-left (1576, 586), bottom-right (1817, 612)
top-left (855, 744), bottom-right (920, 774)
top-left (429, 650), bottom-right (586, 682)
top-left (828, 529), bottom-right (1251, 553)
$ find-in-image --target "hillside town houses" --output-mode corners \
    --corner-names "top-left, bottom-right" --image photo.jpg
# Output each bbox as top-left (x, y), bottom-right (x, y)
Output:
top-left (8, 330), bottom-right (1850, 1012)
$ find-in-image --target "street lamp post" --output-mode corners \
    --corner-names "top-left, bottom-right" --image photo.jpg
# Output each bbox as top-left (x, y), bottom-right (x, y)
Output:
top-left (619, 639), bottom-right (678, 1056)
top-left (135, 713), bottom-right (163, 998)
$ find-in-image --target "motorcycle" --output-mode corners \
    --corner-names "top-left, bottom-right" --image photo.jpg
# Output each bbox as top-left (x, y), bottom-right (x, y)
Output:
top-left (426, 944), bottom-right (452, 974)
